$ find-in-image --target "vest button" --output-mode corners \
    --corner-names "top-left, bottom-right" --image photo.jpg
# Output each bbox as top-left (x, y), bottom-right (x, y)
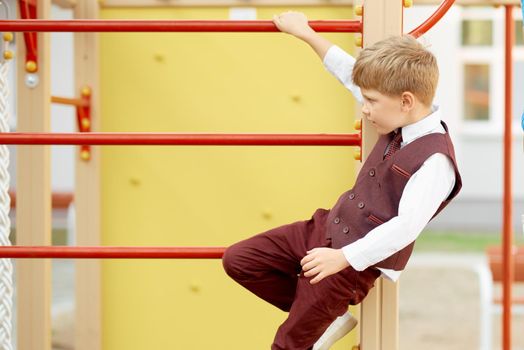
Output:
top-left (349, 193), bottom-right (355, 200)
top-left (334, 217), bottom-right (340, 224)
top-left (343, 227), bottom-right (349, 234)
top-left (369, 169), bottom-right (375, 177)
top-left (357, 202), bottom-right (365, 209)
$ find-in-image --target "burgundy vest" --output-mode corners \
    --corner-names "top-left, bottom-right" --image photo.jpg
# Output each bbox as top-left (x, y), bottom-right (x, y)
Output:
top-left (327, 122), bottom-right (462, 271)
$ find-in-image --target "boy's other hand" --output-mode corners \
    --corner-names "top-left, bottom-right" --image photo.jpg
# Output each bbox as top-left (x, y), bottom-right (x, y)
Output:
top-left (300, 248), bottom-right (350, 284)
top-left (273, 11), bottom-right (315, 39)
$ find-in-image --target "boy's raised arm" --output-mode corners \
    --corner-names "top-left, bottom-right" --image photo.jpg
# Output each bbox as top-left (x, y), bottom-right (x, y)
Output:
top-left (273, 11), bottom-right (363, 103)
top-left (273, 11), bottom-right (333, 61)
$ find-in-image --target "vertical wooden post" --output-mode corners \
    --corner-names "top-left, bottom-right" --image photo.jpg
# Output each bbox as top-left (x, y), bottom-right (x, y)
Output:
top-left (16, 0), bottom-right (51, 349)
top-left (74, 1), bottom-right (102, 350)
top-left (380, 280), bottom-right (399, 348)
top-left (359, 1), bottom-right (403, 349)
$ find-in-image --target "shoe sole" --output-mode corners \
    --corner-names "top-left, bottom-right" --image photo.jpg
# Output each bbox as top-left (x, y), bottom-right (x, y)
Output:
top-left (313, 314), bottom-right (358, 350)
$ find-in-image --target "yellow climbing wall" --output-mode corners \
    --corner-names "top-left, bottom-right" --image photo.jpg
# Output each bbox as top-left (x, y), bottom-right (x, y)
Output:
top-left (100, 6), bottom-right (358, 350)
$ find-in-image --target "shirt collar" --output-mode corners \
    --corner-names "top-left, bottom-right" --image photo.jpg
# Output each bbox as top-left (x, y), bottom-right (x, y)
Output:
top-left (400, 105), bottom-right (441, 145)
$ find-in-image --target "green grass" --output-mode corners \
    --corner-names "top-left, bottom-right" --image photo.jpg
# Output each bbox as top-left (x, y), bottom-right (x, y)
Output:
top-left (415, 230), bottom-right (524, 253)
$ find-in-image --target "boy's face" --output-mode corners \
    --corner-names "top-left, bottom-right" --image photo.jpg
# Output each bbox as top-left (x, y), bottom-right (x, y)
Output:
top-left (360, 88), bottom-right (406, 135)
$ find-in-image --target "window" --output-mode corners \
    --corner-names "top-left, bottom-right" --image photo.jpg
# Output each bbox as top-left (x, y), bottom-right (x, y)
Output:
top-left (458, 7), bottom-right (523, 131)
top-left (462, 20), bottom-right (493, 46)
top-left (513, 61), bottom-right (524, 122)
top-left (516, 20), bottom-right (523, 46)
top-left (464, 64), bottom-right (490, 121)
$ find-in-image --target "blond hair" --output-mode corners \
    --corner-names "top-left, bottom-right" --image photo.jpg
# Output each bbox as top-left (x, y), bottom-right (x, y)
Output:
top-left (352, 35), bottom-right (438, 106)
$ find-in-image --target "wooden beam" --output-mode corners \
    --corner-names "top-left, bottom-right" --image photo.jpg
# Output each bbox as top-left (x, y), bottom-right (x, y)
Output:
top-left (100, 0), bottom-right (520, 7)
top-left (74, 1), bottom-right (102, 350)
top-left (359, 0), bottom-right (402, 349)
top-left (16, 0), bottom-right (51, 349)
top-left (415, 0), bottom-right (520, 4)
top-left (101, 0), bottom-right (354, 7)
top-left (381, 280), bottom-right (399, 349)
top-left (52, 0), bottom-right (77, 9)
top-left (359, 280), bottom-right (382, 349)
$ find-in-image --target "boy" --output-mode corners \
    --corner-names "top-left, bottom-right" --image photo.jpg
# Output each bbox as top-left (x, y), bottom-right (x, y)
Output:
top-left (222, 11), bottom-right (462, 350)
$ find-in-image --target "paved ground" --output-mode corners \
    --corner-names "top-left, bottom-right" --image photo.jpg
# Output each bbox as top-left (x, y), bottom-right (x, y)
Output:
top-left (51, 260), bottom-right (75, 350)
top-left (400, 253), bottom-right (524, 350)
top-left (27, 253), bottom-right (524, 350)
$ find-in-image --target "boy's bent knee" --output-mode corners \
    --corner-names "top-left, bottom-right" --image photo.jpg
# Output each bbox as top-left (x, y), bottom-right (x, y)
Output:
top-left (222, 243), bottom-right (247, 280)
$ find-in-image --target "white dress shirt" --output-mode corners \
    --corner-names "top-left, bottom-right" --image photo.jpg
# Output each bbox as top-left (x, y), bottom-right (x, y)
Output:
top-left (323, 45), bottom-right (456, 281)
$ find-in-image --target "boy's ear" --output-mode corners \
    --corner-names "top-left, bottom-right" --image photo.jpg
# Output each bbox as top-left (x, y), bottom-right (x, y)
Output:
top-left (400, 92), bottom-right (415, 111)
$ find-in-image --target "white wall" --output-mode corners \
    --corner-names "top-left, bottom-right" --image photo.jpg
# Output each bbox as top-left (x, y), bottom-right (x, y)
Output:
top-left (406, 5), bottom-right (524, 231)
top-left (49, 5), bottom-right (75, 192)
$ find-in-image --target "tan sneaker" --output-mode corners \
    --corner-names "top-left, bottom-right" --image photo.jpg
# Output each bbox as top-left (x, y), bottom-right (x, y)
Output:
top-left (313, 311), bottom-right (358, 350)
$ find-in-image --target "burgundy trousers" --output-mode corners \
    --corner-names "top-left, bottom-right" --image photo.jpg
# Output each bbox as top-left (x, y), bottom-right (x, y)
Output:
top-left (222, 208), bottom-right (381, 350)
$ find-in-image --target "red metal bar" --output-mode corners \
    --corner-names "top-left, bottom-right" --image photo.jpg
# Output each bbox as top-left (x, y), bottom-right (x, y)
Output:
top-left (76, 87), bottom-right (92, 160)
top-left (51, 96), bottom-right (88, 107)
top-left (0, 132), bottom-right (362, 146)
top-left (495, 297), bottom-right (524, 304)
top-left (0, 19), bottom-right (361, 33)
top-left (409, 0), bottom-right (455, 38)
top-left (0, 246), bottom-right (225, 259)
top-left (502, 6), bottom-right (514, 350)
top-left (50, 89), bottom-right (93, 160)
top-left (8, 191), bottom-right (73, 209)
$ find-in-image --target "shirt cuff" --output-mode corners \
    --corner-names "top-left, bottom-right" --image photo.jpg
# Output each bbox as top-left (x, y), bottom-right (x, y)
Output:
top-left (342, 243), bottom-right (371, 271)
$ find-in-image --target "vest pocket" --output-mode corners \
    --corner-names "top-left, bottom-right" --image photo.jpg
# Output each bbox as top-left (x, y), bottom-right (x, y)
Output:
top-left (367, 214), bottom-right (385, 225)
top-left (391, 164), bottom-right (411, 178)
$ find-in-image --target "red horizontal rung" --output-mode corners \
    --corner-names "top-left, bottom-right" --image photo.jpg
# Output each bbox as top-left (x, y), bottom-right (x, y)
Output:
top-left (494, 297), bottom-right (524, 305)
top-left (0, 19), bottom-right (361, 33)
top-left (0, 246), bottom-right (226, 259)
top-left (0, 132), bottom-right (361, 146)
top-left (9, 191), bottom-right (73, 209)
top-left (51, 96), bottom-right (88, 107)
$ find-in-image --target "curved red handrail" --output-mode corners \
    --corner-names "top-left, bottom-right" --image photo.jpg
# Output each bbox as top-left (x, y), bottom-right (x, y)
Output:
top-left (408, 0), bottom-right (455, 38)
top-left (0, 246), bottom-right (226, 259)
top-left (0, 19), bottom-right (361, 33)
